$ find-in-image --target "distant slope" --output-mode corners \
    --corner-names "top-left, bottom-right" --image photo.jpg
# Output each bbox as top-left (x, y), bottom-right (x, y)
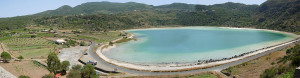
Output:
top-left (154, 3), bottom-right (195, 11)
top-left (36, 5), bottom-right (74, 15)
top-left (35, 2), bottom-right (153, 16)
top-left (1, 1), bottom-right (300, 32)
top-left (34, 2), bottom-right (196, 16)
top-left (177, 2), bottom-right (258, 26)
top-left (256, 0), bottom-right (300, 32)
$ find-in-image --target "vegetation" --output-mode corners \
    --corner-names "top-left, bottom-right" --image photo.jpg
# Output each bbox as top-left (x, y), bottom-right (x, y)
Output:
top-left (256, 0), bottom-right (300, 32)
top-left (66, 64), bottom-right (97, 78)
top-left (17, 55), bottom-right (24, 61)
top-left (67, 65), bottom-right (82, 78)
top-left (1, 38), bottom-right (56, 59)
top-left (260, 44), bottom-right (300, 78)
top-left (64, 39), bottom-right (77, 47)
top-left (80, 41), bottom-right (87, 46)
top-left (81, 64), bottom-right (97, 78)
top-left (61, 61), bottom-right (70, 75)
top-left (46, 53), bottom-right (61, 73)
top-left (0, 0), bottom-right (298, 32)
top-left (0, 0), bottom-right (298, 77)
top-left (18, 75), bottom-right (30, 78)
top-left (42, 73), bottom-right (55, 78)
top-left (46, 52), bottom-right (71, 75)
top-left (1, 51), bottom-right (12, 63)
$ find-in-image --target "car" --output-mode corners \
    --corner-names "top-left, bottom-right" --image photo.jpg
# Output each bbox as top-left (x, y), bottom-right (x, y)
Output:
top-left (87, 61), bottom-right (97, 65)
top-left (84, 53), bottom-right (88, 55)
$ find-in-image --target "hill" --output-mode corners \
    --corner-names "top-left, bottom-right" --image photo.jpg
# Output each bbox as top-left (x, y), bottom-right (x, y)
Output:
top-left (35, 2), bottom-right (196, 16)
top-left (32, 2), bottom-right (258, 31)
top-left (0, 1), bottom-right (299, 32)
top-left (35, 2), bottom-right (153, 16)
top-left (256, 0), bottom-right (300, 32)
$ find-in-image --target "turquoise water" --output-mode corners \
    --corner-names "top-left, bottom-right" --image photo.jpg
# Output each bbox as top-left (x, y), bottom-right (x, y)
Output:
top-left (103, 27), bottom-right (295, 64)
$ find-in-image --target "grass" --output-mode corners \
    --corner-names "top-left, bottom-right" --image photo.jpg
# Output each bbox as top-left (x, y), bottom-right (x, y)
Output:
top-left (18, 48), bottom-right (52, 58)
top-left (36, 33), bottom-right (56, 37)
top-left (74, 31), bottom-right (121, 43)
top-left (76, 35), bottom-right (100, 42)
top-left (114, 37), bottom-right (133, 43)
top-left (32, 60), bottom-right (46, 67)
top-left (0, 36), bottom-right (15, 41)
top-left (17, 34), bottom-right (33, 38)
top-left (1, 38), bottom-right (56, 58)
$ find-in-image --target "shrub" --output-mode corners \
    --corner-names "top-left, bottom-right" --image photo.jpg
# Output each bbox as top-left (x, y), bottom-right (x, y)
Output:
top-left (64, 39), bottom-right (77, 47)
top-left (80, 41), bottom-right (86, 46)
top-left (72, 65), bottom-right (82, 70)
top-left (81, 64), bottom-right (97, 78)
top-left (1, 52), bottom-right (11, 63)
top-left (271, 62), bottom-right (275, 65)
top-left (31, 35), bottom-right (36, 38)
top-left (292, 56), bottom-right (300, 66)
top-left (17, 55), bottom-right (24, 61)
top-left (19, 75), bottom-right (30, 78)
top-left (260, 67), bottom-right (277, 78)
top-left (42, 73), bottom-right (54, 78)
top-left (109, 41), bottom-right (113, 45)
top-left (67, 65), bottom-right (82, 78)
top-left (226, 66), bottom-right (234, 73)
top-left (61, 61), bottom-right (70, 75)
top-left (242, 62), bottom-right (248, 66)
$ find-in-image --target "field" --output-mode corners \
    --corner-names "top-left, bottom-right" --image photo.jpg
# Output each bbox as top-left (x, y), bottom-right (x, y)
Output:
top-left (73, 31), bottom-right (122, 43)
top-left (0, 60), bottom-right (49, 78)
top-left (0, 38), bottom-right (56, 59)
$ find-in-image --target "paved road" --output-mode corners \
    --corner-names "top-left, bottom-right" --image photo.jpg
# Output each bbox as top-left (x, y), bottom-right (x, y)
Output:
top-left (87, 39), bottom-right (299, 75)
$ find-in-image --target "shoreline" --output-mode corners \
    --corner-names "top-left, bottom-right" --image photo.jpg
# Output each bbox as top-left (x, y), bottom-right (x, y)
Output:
top-left (96, 26), bottom-right (300, 71)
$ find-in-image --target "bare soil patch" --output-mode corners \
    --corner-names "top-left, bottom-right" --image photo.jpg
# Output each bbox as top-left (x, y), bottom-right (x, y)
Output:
top-left (0, 60), bottom-right (49, 78)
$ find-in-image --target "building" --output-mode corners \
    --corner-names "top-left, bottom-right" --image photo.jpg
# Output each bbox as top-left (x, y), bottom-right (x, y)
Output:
top-left (41, 30), bottom-right (49, 32)
top-left (55, 39), bottom-right (67, 44)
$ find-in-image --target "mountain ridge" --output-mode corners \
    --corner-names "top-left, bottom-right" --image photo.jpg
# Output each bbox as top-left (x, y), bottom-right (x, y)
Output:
top-left (0, 1), bottom-right (299, 32)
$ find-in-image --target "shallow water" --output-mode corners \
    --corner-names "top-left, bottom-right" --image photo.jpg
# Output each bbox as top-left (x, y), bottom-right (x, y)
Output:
top-left (103, 27), bottom-right (295, 64)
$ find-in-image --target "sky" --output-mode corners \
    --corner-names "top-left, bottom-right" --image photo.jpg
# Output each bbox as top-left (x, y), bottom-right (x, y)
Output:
top-left (0, 0), bottom-right (267, 18)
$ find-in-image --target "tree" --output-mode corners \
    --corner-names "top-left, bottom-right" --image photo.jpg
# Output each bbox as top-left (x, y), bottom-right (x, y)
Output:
top-left (292, 56), bottom-right (300, 66)
top-left (47, 53), bottom-right (61, 73)
top-left (81, 64), bottom-right (97, 78)
top-left (1, 52), bottom-right (11, 63)
top-left (42, 73), bottom-right (54, 78)
top-left (17, 55), bottom-right (24, 61)
top-left (18, 75), bottom-right (30, 78)
top-left (109, 41), bottom-right (113, 45)
top-left (61, 61), bottom-right (70, 75)
top-left (72, 64), bottom-right (82, 70)
top-left (80, 41), bottom-right (86, 46)
top-left (67, 65), bottom-right (82, 78)
top-left (30, 35), bottom-right (36, 38)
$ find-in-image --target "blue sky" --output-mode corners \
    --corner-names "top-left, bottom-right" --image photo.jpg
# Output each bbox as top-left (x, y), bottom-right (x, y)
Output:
top-left (0, 0), bottom-right (266, 18)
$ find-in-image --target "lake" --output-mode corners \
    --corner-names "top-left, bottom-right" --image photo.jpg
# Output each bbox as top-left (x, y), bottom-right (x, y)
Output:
top-left (103, 27), bottom-right (295, 64)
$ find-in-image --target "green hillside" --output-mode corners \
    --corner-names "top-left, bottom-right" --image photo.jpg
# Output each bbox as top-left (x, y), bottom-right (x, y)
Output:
top-left (256, 0), bottom-right (300, 32)
top-left (0, 1), bottom-right (299, 33)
